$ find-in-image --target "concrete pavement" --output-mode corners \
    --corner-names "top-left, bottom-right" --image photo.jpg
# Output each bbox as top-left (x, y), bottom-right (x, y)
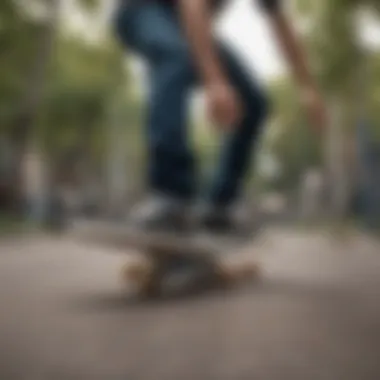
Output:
top-left (0, 229), bottom-right (379, 380)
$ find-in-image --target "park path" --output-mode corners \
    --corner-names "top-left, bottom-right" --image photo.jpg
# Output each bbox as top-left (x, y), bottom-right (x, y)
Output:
top-left (0, 228), bottom-right (379, 380)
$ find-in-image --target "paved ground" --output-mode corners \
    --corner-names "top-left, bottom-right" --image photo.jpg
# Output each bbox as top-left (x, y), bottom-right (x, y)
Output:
top-left (0, 228), bottom-right (380, 380)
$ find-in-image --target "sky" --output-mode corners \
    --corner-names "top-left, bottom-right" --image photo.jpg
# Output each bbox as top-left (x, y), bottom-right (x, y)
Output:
top-left (212, 0), bottom-right (380, 80)
top-left (217, 0), bottom-right (285, 80)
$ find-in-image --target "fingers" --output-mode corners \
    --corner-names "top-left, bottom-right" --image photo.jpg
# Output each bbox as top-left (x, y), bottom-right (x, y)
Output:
top-left (209, 98), bottom-right (242, 127)
top-left (206, 83), bottom-right (243, 129)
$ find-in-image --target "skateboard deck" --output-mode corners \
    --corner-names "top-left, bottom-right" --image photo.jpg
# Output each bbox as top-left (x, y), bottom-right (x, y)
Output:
top-left (70, 219), bottom-right (261, 298)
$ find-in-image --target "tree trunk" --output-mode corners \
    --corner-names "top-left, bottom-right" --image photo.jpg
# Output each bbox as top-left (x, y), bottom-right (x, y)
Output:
top-left (325, 100), bottom-right (350, 219)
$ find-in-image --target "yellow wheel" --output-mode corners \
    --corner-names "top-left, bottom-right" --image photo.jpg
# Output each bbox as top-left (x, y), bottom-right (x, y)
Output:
top-left (120, 259), bottom-right (163, 298)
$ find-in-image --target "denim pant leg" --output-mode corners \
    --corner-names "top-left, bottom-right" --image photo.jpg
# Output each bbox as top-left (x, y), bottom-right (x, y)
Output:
top-left (206, 44), bottom-right (269, 206)
top-left (114, 2), bottom-right (197, 201)
top-left (114, 3), bottom-right (268, 205)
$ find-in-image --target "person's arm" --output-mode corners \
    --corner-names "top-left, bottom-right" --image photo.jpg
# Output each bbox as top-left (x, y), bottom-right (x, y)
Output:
top-left (268, 5), bottom-right (315, 90)
top-left (263, 0), bottom-right (327, 129)
top-left (178, 0), bottom-right (226, 85)
top-left (178, 0), bottom-right (242, 128)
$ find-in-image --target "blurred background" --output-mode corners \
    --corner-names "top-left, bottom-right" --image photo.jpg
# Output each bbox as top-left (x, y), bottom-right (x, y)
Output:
top-left (1, 0), bottom-right (380, 230)
top-left (1, 2), bottom-right (380, 379)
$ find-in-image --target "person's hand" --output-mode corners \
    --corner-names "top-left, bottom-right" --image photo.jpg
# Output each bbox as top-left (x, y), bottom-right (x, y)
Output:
top-left (300, 85), bottom-right (328, 132)
top-left (205, 80), bottom-right (243, 130)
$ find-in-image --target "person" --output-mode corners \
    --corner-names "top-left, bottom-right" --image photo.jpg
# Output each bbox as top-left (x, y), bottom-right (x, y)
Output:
top-left (113, 0), bottom-right (326, 234)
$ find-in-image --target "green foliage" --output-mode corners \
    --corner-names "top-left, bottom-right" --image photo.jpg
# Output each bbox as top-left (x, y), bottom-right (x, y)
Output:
top-left (0, 0), bottom-right (142, 185)
top-left (266, 0), bottom-right (380, 191)
top-left (38, 34), bottom-right (139, 168)
top-left (0, 0), bottom-right (42, 128)
top-left (1, 0), bottom-right (379, 202)
top-left (265, 77), bottom-right (322, 190)
top-left (294, 0), bottom-right (379, 95)
top-left (78, 0), bottom-right (101, 12)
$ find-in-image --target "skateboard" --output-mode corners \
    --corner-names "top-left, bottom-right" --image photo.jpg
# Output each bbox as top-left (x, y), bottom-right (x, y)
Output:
top-left (71, 219), bottom-right (261, 298)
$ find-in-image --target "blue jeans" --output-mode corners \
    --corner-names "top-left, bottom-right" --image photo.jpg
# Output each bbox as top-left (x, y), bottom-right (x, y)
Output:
top-left (114, 1), bottom-right (268, 206)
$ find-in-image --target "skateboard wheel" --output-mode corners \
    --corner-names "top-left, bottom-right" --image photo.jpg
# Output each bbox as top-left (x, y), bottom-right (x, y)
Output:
top-left (120, 260), bottom-right (164, 298)
top-left (120, 262), bottom-right (150, 284)
top-left (240, 262), bottom-right (261, 278)
top-left (216, 261), bottom-right (260, 286)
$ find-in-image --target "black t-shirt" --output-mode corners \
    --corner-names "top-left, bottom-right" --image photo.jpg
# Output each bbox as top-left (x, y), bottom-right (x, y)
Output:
top-left (122, 0), bottom-right (280, 13)
top-left (213, 0), bottom-right (280, 12)
top-left (257, 0), bottom-right (279, 12)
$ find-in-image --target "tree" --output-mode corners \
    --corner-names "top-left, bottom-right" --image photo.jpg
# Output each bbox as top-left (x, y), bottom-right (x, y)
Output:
top-left (0, 0), bottom-right (114, 213)
top-left (0, 0), bottom-right (105, 212)
top-left (292, 0), bottom-right (380, 218)
top-left (266, 77), bottom-right (321, 192)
